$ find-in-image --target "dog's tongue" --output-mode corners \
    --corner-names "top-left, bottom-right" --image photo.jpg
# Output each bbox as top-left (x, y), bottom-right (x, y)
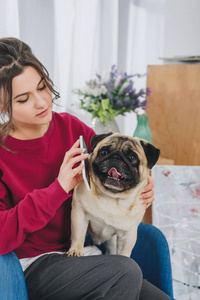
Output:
top-left (108, 168), bottom-right (123, 180)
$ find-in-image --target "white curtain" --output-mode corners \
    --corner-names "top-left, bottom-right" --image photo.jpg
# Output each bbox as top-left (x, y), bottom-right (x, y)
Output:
top-left (118, 0), bottom-right (165, 135)
top-left (0, 0), bottom-right (20, 37)
top-left (0, 0), bottom-right (165, 135)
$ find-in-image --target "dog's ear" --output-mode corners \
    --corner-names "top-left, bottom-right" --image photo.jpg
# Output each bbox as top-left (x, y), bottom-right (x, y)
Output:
top-left (91, 132), bottom-right (113, 152)
top-left (140, 140), bottom-right (160, 169)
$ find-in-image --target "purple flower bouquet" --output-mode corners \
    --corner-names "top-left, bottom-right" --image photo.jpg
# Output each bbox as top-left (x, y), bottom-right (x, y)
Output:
top-left (73, 65), bottom-right (151, 125)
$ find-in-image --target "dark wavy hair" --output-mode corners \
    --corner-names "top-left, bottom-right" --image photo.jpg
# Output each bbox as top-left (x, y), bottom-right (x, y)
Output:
top-left (0, 37), bottom-right (60, 150)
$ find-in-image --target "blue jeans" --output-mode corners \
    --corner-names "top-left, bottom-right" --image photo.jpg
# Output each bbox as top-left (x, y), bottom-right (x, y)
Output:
top-left (0, 252), bottom-right (28, 300)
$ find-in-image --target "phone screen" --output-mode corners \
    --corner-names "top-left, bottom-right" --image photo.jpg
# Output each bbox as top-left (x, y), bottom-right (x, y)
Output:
top-left (80, 135), bottom-right (91, 191)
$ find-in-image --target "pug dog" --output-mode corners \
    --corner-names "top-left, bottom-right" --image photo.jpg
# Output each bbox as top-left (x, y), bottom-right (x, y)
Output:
top-left (67, 132), bottom-right (160, 257)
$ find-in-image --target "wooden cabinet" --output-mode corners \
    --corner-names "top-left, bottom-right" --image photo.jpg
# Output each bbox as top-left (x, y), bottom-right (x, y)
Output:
top-left (146, 64), bottom-right (200, 166)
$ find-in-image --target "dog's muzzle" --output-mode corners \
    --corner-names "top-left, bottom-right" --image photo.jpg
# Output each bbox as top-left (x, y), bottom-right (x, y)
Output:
top-left (93, 153), bottom-right (139, 193)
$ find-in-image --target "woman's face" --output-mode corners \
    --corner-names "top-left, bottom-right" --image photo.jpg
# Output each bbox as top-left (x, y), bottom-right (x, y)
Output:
top-left (11, 66), bottom-right (53, 137)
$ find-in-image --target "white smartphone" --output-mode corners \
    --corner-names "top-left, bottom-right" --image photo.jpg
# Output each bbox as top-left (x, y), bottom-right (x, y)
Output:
top-left (80, 135), bottom-right (91, 191)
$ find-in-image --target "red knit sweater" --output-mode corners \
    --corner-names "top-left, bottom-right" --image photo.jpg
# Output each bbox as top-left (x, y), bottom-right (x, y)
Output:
top-left (0, 112), bottom-right (95, 259)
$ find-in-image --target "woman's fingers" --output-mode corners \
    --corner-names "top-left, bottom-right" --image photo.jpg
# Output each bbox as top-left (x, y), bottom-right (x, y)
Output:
top-left (68, 153), bottom-right (89, 172)
top-left (57, 138), bottom-right (89, 193)
top-left (139, 175), bottom-right (155, 209)
top-left (61, 142), bottom-right (85, 167)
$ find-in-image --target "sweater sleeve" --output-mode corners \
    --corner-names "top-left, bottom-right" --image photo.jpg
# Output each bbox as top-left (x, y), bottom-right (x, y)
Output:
top-left (0, 179), bottom-right (70, 255)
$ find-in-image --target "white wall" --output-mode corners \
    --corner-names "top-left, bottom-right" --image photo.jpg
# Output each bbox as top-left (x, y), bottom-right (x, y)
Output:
top-left (18, 0), bottom-right (55, 80)
top-left (163, 0), bottom-right (200, 57)
top-left (74, 0), bottom-right (200, 135)
top-left (1, 0), bottom-right (200, 135)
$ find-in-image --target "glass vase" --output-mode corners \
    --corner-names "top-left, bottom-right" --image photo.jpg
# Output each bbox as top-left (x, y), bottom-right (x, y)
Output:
top-left (133, 114), bottom-right (152, 143)
top-left (92, 117), bottom-right (120, 134)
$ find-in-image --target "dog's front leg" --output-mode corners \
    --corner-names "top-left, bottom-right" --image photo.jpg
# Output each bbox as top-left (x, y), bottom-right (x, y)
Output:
top-left (66, 206), bottom-right (89, 257)
top-left (116, 230), bottom-right (138, 257)
top-left (104, 234), bottom-right (117, 255)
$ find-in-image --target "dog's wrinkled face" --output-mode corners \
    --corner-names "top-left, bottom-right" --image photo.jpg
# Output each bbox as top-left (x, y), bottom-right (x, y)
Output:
top-left (92, 136), bottom-right (140, 192)
top-left (90, 133), bottom-right (160, 194)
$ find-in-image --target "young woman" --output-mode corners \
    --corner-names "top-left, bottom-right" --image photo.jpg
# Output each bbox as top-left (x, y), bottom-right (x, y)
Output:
top-left (0, 37), bottom-right (169, 300)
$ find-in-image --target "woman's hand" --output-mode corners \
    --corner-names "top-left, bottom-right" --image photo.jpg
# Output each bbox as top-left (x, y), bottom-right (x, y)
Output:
top-left (57, 139), bottom-right (89, 194)
top-left (139, 176), bottom-right (155, 209)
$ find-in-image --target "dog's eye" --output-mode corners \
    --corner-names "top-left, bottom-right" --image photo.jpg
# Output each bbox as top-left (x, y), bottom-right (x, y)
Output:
top-left (129, 153), bottom-right (138, 163)
top-left (100, 148), bottom-right (109, 156)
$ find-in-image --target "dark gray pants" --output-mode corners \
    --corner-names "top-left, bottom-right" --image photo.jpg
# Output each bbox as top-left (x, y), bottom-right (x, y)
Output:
top-left (24, 254), bottom-right (170, 300)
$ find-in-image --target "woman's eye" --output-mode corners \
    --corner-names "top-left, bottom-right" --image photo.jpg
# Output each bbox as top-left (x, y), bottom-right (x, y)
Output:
top-left (17, 98), bottom-right (28, 103)
top-left (38, 83), bottom-right (46, 91)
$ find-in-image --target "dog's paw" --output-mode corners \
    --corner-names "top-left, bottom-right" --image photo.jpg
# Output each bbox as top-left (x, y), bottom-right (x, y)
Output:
top-left (65, 249), bottom-right (83, 257)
